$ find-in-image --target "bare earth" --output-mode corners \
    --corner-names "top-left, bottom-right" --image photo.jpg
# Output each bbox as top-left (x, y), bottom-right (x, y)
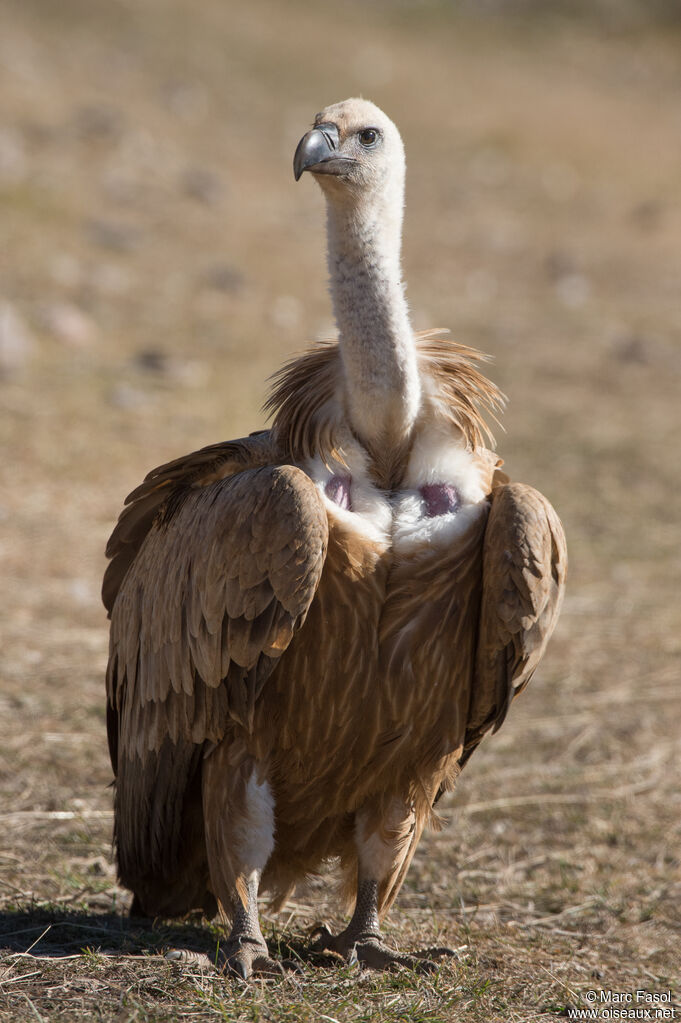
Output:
top-left (0, 1), bottom-right (679, 1020)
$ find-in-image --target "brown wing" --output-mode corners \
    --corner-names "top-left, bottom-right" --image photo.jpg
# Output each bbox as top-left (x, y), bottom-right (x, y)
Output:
top-left (103, 435), bottom-right (328, 903)
top-left (462, 481), bottom-right (567, 762)
top-left (102, 431), bottom-right (274, 617)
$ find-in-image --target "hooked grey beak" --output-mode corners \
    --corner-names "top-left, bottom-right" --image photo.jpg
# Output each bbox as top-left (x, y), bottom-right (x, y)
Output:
top-left (293, 122), bottom-right (355, 181)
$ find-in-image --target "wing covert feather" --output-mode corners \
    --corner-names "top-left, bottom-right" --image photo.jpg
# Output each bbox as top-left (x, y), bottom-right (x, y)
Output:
top-left (106, 459), bottom-right (328, 767)
top-left (465, 482), bottom-right (567, 754)
top-left (102, 433), bottom-right (275, 616)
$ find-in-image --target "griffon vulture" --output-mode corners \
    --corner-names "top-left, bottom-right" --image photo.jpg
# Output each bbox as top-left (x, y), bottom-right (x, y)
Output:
top-left (103, 98), bottom-right (567, 978)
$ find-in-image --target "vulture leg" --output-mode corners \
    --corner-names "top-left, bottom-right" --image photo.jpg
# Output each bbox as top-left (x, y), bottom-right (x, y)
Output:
top-left (218, 873), bottom-right (284, 979)
top-left (312, 800), bottom-right (455, 971)
top-left (201, 741), bottom-right (286, 979)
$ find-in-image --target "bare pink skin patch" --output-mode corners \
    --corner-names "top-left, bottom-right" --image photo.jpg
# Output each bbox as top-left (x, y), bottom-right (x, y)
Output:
top-left (325, 474), bottom-right (353, 511)
top-left (324, 476), bottom-right (461, 520)
top-left (420, 483), bottom-right (460, 518)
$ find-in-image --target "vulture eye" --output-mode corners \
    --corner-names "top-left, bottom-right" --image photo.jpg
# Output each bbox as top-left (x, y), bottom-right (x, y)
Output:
top-left (358, 128), bottom-right (379, 147)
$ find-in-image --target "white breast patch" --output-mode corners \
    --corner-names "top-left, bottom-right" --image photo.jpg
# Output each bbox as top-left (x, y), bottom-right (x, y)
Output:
top-left (304, 443), bottom-right (392, 547)
top-left (393, 425), bottom-right (489, 552)
top-left (302, 424), bottom-right (488, 552)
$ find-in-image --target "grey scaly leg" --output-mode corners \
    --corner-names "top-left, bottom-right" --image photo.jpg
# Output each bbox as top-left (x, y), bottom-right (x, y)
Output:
top-left (312, 801), bottom-right (455, 971)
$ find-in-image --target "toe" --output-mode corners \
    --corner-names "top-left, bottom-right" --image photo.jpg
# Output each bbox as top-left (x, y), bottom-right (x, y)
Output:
top-left (410, 956), bottom-right (440, 974)
top-left (251, 954), bottom-right (286, 977)
top-left (353, 939), bottom-right (453, 973)
top-left (308, 924), bottom-right (335, 951)
top-left (229, 955), bottom-right (250, 981)
top-left (353, 939), bottom-right (403, 971)
top-left (218, 940), bottom-right (262, 980)
top-left (307, 926), bottom-right (448, 973)
top-left (165, 948), bottom-right (214, 969)
top-left (415, 945), bottom-right (458, 960)
top-left (220, 942), bottom-right (294, 980)
top-left (279, 958), bottom-right (305, 975)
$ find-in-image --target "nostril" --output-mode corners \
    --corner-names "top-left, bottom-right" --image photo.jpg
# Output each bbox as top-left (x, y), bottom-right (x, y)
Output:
top-left (420, 483), bottom-right (460, 518)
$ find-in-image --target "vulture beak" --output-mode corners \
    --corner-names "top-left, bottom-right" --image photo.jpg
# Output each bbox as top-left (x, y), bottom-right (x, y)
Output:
top-left (293, 122), bottom-right (354, 181)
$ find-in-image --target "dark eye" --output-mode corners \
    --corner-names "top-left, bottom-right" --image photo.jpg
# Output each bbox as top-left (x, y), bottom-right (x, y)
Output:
top-left (358, 128), bottom-right (379, 147)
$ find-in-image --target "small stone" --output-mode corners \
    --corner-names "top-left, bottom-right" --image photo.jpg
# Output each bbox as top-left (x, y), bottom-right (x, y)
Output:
top-left (68, 578), bottom-right (95, 605)
top-left (108, 383), bottom-right (148, 409)
top-left (134, 348), bottom-right (169, 374)
top-left (469, 146), bottom-right (509, 188)
top-left (0, 301), bottom-right (35, 375)
top-left (89, 262), bottom-right (132, 296)
top-left (630, 199), bottom-right (662, 231)
top-left (612, 334), bottom-right (651, 365)
top-left (73, 104), bottom-right (123, 141)
top-left (86, 857), bottom-right (108, 876)
top-left (542, 162), bottom-right (579, 202)
top-left (545, 249), bottom-right (576, 281)
top-left (87, 219), bottom-right (140, 252)
top-left (466, 269), bottom-right (497, 304)
top-left (50, 253), bottom-right (82, 289)
top-left (182, 167), bottom-right (223, 204)
top-left (0, 126), bottom-right (28, 186)
top-left (270, 295), bottom-right (303, 331)
top-left (554, 272), bottom-right (590, 309)
top-left (163, 80), bottom-right (208, 122)
top-left (42, 302), bottom-right (99, 347)
top-left (200, 263), bottom-right (244, 294)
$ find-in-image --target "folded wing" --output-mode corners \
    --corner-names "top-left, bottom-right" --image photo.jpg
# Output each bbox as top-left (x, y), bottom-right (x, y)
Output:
top-left (463, 482), bottom-right (567, 762)
top-left (103, 439), bottom-right (328, 899)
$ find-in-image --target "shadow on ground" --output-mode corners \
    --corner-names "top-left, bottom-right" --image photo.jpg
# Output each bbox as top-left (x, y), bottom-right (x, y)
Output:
top-left (0, 907), bottom-right (344, 971)
top-left (0, 907), bottom-right (218, 959)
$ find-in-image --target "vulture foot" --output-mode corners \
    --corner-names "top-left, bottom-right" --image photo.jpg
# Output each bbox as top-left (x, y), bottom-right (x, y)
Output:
top-left (310, 924), bottom-right (455, 972)
top-left (219, 936), bottom-right (293, 980)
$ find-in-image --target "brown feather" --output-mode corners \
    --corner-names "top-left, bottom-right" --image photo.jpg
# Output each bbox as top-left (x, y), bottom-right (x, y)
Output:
top-left (464, 482), bottom-right (567, 760)
top-left (103, 331), bottom-right (565, 928)
top-left (266, 330), bottom-right (505, 468)
top-left (105, 438), bottom-right (328, 907)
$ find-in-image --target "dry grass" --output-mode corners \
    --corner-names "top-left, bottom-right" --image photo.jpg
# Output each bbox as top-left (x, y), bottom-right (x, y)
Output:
top-left (1, 1), bottom-right (680, 1020)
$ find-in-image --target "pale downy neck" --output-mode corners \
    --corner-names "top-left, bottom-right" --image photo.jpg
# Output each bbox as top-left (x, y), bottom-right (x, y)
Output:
top-left (324, 191), bottom-right (421, 459)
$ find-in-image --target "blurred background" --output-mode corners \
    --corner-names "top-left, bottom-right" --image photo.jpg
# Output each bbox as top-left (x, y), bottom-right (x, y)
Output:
top-left (0, 0), bottom-right (679, 1015)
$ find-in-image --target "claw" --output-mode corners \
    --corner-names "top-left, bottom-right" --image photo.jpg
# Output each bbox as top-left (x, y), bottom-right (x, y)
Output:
top-left (279, 958), bottom-right (304, 975)
top-left (230, 957), bottom-right (249, 981)
top-left (220, 945), bottom-right (303, 980)
top-left (165, 948), bottom-right (214, 969)
top-left (218, 936), bottom-right (289, 981)
top-left (309, 922), bottom-right (336, 950)
top-left (309, 926), bottom-right (456, 972)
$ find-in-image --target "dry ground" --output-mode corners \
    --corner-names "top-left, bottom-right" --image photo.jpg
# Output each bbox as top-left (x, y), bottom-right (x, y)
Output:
top-left (1, 1), bottom-right (680, 1020)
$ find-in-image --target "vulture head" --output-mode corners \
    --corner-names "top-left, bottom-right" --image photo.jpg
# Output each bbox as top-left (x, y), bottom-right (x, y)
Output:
top-left (293, 97), bottom-right (405, 216)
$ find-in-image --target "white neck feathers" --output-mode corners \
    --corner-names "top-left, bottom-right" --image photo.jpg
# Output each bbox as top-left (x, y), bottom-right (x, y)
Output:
top-left (324, 186), bottom-right (421, 455)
